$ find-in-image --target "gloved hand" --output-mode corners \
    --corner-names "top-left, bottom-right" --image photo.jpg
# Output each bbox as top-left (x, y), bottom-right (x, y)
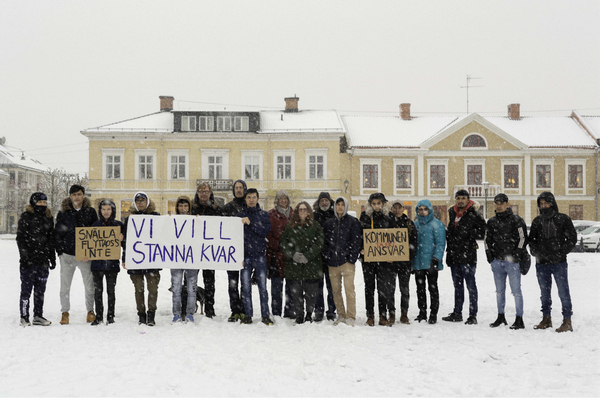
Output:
top-left (293, 252), bottom-right (308, 264)
top-left (429, 258), bottom-right (439, 271)
top-left (49, 258), bottom-right (56, 270)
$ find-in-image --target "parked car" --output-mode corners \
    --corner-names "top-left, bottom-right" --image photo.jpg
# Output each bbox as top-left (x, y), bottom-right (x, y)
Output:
top-left (578, 223), bottom-right (600, 252)
top-left (573, 220), bottom-right (599, 233)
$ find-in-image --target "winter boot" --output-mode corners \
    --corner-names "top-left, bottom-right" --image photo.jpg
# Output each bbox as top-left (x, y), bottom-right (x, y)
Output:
top-left (138, 312), bottom-right (147, 325)
top-left (400, 310), bottom-right (410, 325)
top-left (534, 315), bottom-right (552, 330)
top-left (490, 314), bottom-right (508, 328)
top-left (107, 316), bottom-right (115, 324)
top-left (379, 314), bottom-right (388, 326)
top-left (428, 313), bottom-right (437, 324)
top-left (91, 318), bottom-right (103, 326)
top-left (442, 312), bottom-right (463, 322)
top-left (240, 315), bottom-right (253, 324)
top-left (147, 312), bottom-right (156, 326)
top-left (228, 313), bottom-right (240, 323)
top-left (333, 316), bottom-right (346, 326)
top-left (86, 311), bottom-right (96, 323)
top-left (415, 311), bottom-right (427, 323)
top-left (510, 316), bottom-right (525, 330)
top-left (262, 317), bottom-right (274, 326)
top-left (313, 313), bottom-right (324, 322)
top-left (366, 315), bottom-right (375, 326)
top-left (305, 313), bottom-right (313, 323)
top-left (387, 311), bottom-right (396, 326)
top-left (33, 316), bottom-right (52, 326)
top-left (20, 317), bottom-right (31, 327)
top-left (60, 312), bottom-right (69, 325)
top-left (555, 319), bottom-right (573, 333)
top-left (295, 315), bottom-right (305, 325)
top-left (465, 315), bottom-right (478, 325)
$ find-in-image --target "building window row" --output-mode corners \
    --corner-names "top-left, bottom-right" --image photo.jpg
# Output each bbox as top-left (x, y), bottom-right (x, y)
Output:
top-left (181, 116), bottom-right (249, 132)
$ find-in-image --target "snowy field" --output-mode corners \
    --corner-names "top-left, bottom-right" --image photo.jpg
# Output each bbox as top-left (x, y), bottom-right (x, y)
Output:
top-left (0, 234), bottom-right (599, 398)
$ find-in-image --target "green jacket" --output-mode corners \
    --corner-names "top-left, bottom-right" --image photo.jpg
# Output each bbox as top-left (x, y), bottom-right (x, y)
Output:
top-left (281, 221), bottom-right (324, 280)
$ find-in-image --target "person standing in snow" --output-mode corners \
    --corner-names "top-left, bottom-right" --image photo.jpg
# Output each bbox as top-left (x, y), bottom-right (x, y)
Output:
top-left (191, 182), bottom-right (221, 319)
top-left (322, 197), bottom-right (362, 327)
top-left (237, 188), bottom-right (273, 325)
top-left (170, 196), bottom-right (199, 323)
top-left (17, 192), bottom-right (56, 326)
top-left (484, 193), bottom-right (529, 330)
top-left (280, 202), bottom-right (324, 324)
top-left (90, 199), bottom-right (124, 326)
top-left (442, 190), bottom-right (486, 325)
top-left (55, 184), bottom-right (98, 325)
top-left (312, 192), bottom-right (337, 322)
top-left (412, 199), bottom-right (446, 324)
top-left (122, 192), bottom-right (161, 326)
top-left (221, 179), bottom-right (247, 322)
top-left (528, 191), bottom-right (577, 333)
top-left (266, 190), bottom-right (294, 319)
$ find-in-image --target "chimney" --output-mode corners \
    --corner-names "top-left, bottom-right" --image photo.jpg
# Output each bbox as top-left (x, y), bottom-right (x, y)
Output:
top-left (284, 96), bottom-right (299, 113)
top-left (160, 96), bottom-right (174, 111)
top-left (400, 103), bottom-right (411, 120)
top-left (508, 103), bottom-right (520, 120)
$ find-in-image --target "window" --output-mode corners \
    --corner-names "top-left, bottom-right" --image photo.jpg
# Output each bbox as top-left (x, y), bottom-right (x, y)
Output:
top-left (504, 165), bottom-right (519, 188)
top-left (208, 156), bottom-right (223, 179)
top-left (462, 134), bottom-right (486, 148)
top-left (234, 116), bottom-right (249, 132)
top-left (536, 165), bottom-right (551, 188)
top-left (9, 171), bottom-right (15, 184)
top-left (430, 165), bottom-right (445, 188)
top-left (396, 165), bottom-right (411, 188)
top-left (201, 149), bottom-right (229, 180)
top-left (217, 116), bottom-right (231, 132)
top-left (167, 150), bottom-right (189, 181)
top-left (199, 116), bottom-right (214, 131)
top-left (244, 155), bottom-right (260, 180)
top-left (139, 155), bottom-right (153, 179)
top-left (106, 155), bottom-right (121, 179)
top-left (569, 205), bottom-right (583, 220)
top-left (171, 156), bottom-right (186, 180)
top-left (568, 165), bottom-right (583, 188)
top-left (181, 116), bottom-right (196, 132)
top-left (309, 155), bottom-right (324, 179)
top-left (467, 165), bottom-right (482, 185)
top-left (277, 155), bottom-right (293, 180)
top-left (363, 164), bottom-right (378, 188)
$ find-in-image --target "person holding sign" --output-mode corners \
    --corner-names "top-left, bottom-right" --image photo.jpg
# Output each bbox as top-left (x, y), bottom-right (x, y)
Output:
top-left (359, 193), bottom-right (393, 327)
top-left (89, 199), bottom-right (124, 326)
top-left (122, 192), bottom-right (161, 326)
top-left (237, 189), bottom-right (272, 325)
top-left (413, 199), bottom-right (446, 324)
top-left (280, 202), bottom-right (324, 325)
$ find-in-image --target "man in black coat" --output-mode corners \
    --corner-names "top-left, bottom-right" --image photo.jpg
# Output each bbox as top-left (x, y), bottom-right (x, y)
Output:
top-left (312, 192), bottom-right (337, 322)
top-left (528, 191), bottom-right (577, 333)
top-left (442, 189), bottom-right (486, 325)
top-left (17, 192), bottom-right (56, 326)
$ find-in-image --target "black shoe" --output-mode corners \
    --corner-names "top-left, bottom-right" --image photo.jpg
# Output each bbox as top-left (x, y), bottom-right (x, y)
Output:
top-left (91, 318), bottom-right (103, 326)
top-left (262, 317), bottom-right (274, 326)
top-left (510, 316), bottom-right (525, 330)
top-left (465, 316), bottom-right (478, 325)
top-left (428, 314), bottom-right (437, 324)
top-left (313, 314), bottom-right (323, 322)
top-left (107, 316), bottom-right (115, 324)
top-left (147, 312), bottom-right (156, 326)
top-left (240, 316), bottom-right (253, 324)
top-left (489, 314), bottom-right (508, 328)
top-left (138, 312), bottom-right (147, 325)
top-left (442, 313), bottom-right (463, 322)
top-left (415, 312), bottom-right (427, 323)
top-left (295, 316), bottom-right (305, 325)
top-left (326, 314), bottom-right (336, 321)
top-left (205, 309), bottom-right (215, 319)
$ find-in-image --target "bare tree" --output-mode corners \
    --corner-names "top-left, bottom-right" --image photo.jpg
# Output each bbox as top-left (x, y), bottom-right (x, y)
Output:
top-left (41, 169), bottom-right (90, 215)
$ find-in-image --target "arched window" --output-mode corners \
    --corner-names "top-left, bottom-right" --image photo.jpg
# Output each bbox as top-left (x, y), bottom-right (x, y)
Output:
top-left (462, 134), bottom-right (486, 148)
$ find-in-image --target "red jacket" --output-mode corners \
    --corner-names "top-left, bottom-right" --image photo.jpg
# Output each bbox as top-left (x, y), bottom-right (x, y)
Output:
top-left (266, 208), bottom-right (290, 278)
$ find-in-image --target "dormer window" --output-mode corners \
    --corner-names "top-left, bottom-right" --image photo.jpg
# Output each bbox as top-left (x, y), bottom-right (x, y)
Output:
top-left (462, 134), bottom-right (486, 147)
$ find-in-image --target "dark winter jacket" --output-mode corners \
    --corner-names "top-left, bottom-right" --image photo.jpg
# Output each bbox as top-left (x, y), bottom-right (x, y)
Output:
top-left (528, 192), bottom-right (577, 265)
top-left (54, 196), bottom-right (98, 256)
top-left (221, 179), bottom-right (247, 217)
top-left (389, 211), bottom-right (418, 263)
top-left (266, 207), bottom-right (290, 278)
top-left (359, 202), bottom-right (392, 265)
top-left (122, 196), bottom-right (161, 275)
top-left (322, 197), bottom-right (362, 267)
top-left (91, 200), bottom-right (124, 273)
top-left (446, 200), bottom-right (486, 266)
top-left (281, 220), bottom-right (324, 280)
top-left (312, 192), bottom-right (335, 227)
top-left (192, 192), bottom-right (222, 216)
top-left (484, 207), bottom-right (528, 264)
top-left (237, 204), bottom-right (271, 259)
top-left (413, 199), bottom-right (446, 271)
top-left (17, 205), bottom-right (55, 268)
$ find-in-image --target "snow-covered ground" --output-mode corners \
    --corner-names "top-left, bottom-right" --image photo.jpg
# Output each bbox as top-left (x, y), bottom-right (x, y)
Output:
top-left (1, 234), bottom-right (598, 397)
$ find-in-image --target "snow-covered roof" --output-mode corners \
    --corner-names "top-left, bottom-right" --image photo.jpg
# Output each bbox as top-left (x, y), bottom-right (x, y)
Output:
top-left (258, 110), bottom-right (345, 133)
top-left (0, 144), bottom-right (48, 172)
top-left (83, 112), bottom-right (174, 133)
top-left (579, 115), bottom-right (600, 139)
top-left (0, 168), bottom-right (9, 177)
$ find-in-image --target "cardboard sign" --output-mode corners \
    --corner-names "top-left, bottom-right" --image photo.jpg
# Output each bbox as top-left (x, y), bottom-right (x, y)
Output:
top-left (124, 215), bottom-right (244, 271)
top-left (363, 228), bottom-right (409, 262)
top-left (75, 226), bottom-right (121, 261)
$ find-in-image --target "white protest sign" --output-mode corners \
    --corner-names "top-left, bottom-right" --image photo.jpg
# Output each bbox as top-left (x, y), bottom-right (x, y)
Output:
top-left (124, 215), bottom-right (243, 270)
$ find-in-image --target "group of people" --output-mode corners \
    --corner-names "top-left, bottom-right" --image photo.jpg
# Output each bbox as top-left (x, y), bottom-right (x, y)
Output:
top-left (17, 182), bottom-right (577, 333)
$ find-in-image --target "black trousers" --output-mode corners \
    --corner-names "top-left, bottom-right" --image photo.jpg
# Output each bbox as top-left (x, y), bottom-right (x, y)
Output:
top-left (363, 262), bottom-right (396, 317)
top-left (227, 270), bottom-right (244, 315)
top-left (395, 262), bottom-right (412, 312)
top-left (288, 278), bottom-right (319, 318)
top-left (203, 269), bottom-right (215, 317)
top-left (414, 269), bottom-right (439, 315)
top-left (93, 270), bottom-right (118, 320)
top-left (20, 266), bottom-right (49, 318)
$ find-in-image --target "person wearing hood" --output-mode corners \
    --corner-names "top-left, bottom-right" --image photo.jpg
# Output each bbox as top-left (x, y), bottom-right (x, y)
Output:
top-left (312, 192), bottom-right (337, 322)
top-left (412, 199), bottom-right (446, 324)
top-left (237, 188), bottom-right (273, 325)
top-left (222, 179), bottom-right (247, 322)
top-left (442, 190), bottom-right (486, 325)
top-left (266, 190), bottom-right (294, 319)
top-left (528, 191), bottom-right (577, 333)
top-left (322, 197), bottom-right (362, 326)
top-left (17, 192), bottom-right (56, 326)
top-left (359, 192), bottom-right (394, 326)
top-left (90, 199), bottom-right (124, 326)
top-left (55, 184), bottom-right (99, 325)
top-left (389, 200), bottom-right (418, 325)
top-left (122, 192), bottom-right (161, 326)
top-left (191, 182), bottom-right (222, 319)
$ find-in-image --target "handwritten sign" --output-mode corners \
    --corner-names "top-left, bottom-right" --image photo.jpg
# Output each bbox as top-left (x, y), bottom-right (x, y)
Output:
top-left (124, 215), bottom-right (243, 270)
top-left (363, 228), bottom-right (409, 262)
top-left (75, 226), bottom-right (121, 261)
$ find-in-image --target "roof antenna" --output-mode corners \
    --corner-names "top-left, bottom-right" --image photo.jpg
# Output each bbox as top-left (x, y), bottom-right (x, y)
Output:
top-left (459, 74), bottom-right (483, 114)
top-left (21, 151), bottom-right (26, 160)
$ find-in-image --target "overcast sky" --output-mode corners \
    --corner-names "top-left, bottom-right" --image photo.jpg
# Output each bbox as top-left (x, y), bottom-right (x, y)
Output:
top-left (1, 0), bottom-right (598, 175)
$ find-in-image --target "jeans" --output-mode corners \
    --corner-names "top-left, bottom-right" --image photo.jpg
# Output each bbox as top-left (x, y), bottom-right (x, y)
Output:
top-left (491, 260), bottom-right (523, 317)
top-left (92, 270), bottom-right (118, 320)
top-left (241, 256), bottom-right (269, 318)
top-left (227, 271), bottom-right (244, 315)
top-left (314, 262), bottom-right (336, 318)
top-left (271, 276), bottom-right (294, 317)
top-left (20, 266), bottom-right (49, 318)
top-left (536, 262), bottom-right (573, 319)
top-left (328, 263), bottom-right (356, 320)
top-left (414, 269), bottom-right (439, 315)
top-left (171, 269), bottom-right (199, 316)
top-left (59, 254), bottom-right (94, 313)
top-left (449, 264), bottom-right (478, 317)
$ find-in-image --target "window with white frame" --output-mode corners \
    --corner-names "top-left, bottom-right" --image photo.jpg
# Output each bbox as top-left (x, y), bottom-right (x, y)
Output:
top-left (199, 116), bottom-right (214, 131)
top-left (208, 156), bottom-right (223, 179)
top-left (504, 165), bottom-right (519, 188)
top-left (396, 165), bottom-right (411, 188)
top-left (135, 150), bottom-right (157, 180)
top-left (359, 158), bottom-right (381, 193)
top-left (277, 155), bottom-right (293, 180)
top-left (430, 165), bottom-right (445, 188)
top-left (217, 116), bottom-right (232, 132)
top-left (167, 150), bottom-right (189, 180)
top-left (243, 153), bottom-right (261, 180)
top-left (102, 149), bottom-right (124, 180)
top-left (536, 165), bottom-right (551, 188)
top-left (234, 116), bottom-right (249, 132)
top-left (201, 150), bottom-right (230, 180)
top-left (306, 149), bottom-right (327, 180)
top-left (181, 116), bottom-right (197, 132)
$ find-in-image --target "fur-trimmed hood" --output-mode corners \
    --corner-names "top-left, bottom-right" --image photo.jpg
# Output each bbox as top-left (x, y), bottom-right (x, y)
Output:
top-left (61, 196), bottom-right (93, 213)
top-left (128, 198), bottom-right (157, 214)
top-left (363, 199), bottom-right (390, 217)
top-left (175, 196), bottom-right (192, 215)
top-left (24, 204), bottom-right (53, 218)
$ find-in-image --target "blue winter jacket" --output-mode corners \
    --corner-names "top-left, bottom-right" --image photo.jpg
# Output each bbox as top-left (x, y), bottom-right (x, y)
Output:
top-left (237, 204), bottom-right (271, 259)
top-left (322, 197), bottom-right (362, 267)
top-left (413, 199), bottom-right (446, 271)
